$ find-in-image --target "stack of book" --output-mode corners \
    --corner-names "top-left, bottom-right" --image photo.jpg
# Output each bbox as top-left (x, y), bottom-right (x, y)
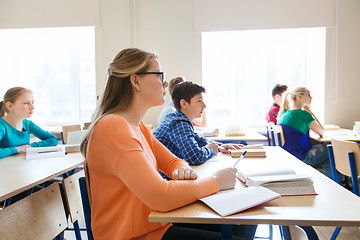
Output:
top-left (236, 167), bottom-right (316, 196)
top-left (230, 144), bottom-right (266, 157)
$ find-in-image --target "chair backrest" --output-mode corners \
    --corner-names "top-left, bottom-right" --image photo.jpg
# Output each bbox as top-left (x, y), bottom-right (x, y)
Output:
top-left (0, 183), bottom-right (67, 239)
top-left (79, 175), bottom-right (94, 240)
top-left (267, 123), bottom-right (285, 147)
top-left (63, 170), bottom-right (85, 223)
top-left (330, 138), bottom-right (360, 178)
top-left (266, 122), bottom-right (275, 146)
top-left (62, 124), bottom-right (82, 144)
top-left (83, 122), bottom-right (91, 130)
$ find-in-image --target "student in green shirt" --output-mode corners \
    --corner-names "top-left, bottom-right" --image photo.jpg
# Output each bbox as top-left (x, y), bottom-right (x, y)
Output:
top-left (277, 86), bottom-right (331, 178)
top-left (0, 87), bottom-right (58, 159)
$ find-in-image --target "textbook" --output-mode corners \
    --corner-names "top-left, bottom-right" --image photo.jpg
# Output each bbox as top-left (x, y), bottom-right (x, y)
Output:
top-left (199, 186), bottom-right (280, 217)
top-left (225, 127), bottom-right (245, 136)
top-left (236, 168), bottom-right (316, 196)
top-left (231, 148), bottom-right (266, 158)
top-left (26, 146), bottom-right (65, 160)
top-left (240, 144), bottom-right (264, 149)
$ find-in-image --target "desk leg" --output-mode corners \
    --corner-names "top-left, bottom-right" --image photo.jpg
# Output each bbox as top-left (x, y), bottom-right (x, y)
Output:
top-left (245, 225), bottom-right (257, 240)
top-left (73, 220), bottom-right (82, 240)
top-left (330, 227), bottom-right (342, 240)
top-left (221, 224), bottom-right (232, 240)
top-left (280, 225), bottom-right (291, 240)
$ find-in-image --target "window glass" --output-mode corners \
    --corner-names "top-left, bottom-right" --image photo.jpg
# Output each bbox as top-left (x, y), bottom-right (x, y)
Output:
top-left (0, 27), bottom-right (96, 125)
top-left (202, 28), bottom-right (325, 128)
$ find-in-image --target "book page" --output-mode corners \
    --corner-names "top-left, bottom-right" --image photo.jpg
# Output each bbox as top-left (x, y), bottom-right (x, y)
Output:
top-left (236, 167), bottom-right (296, 183)
top-left (199, 186), bottom-right (280, 217)
top-left (247, 174), bottom-right (312, 186)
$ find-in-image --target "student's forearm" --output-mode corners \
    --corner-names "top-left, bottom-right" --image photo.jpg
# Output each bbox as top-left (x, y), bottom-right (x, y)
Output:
top-left (0, 147), bottom-right (17, 159)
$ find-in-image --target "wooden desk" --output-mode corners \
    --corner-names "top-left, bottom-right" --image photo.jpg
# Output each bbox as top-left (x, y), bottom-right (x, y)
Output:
top-left (0, 152), bottom-right (84, 202)
top-left (207, 129), bottom-right (268, 143)
top-left (310, 128), bottom-right (360, 143)
top-left (149, 147), bottom-right (360, 227)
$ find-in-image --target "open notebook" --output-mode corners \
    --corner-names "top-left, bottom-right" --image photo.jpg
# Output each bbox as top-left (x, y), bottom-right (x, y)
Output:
top-left (199, 186), bottom-right (280, 217)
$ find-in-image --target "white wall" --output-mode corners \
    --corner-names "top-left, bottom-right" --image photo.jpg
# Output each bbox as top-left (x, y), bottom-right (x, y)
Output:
top-left (325, 0), bottom-right (360, 129)
top-left (95, 0), bottom-right (202, 126)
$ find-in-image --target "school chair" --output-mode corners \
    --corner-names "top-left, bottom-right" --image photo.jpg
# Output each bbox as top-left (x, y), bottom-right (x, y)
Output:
top-left (266, 122), bottom-right (275, 146)
top-left (83, 122), bottom-right (91, 130)
top-left (79, 175), bottom-right (94, 240)
top-left (0, 183), bottom-right (68, 240)
top-left (327, 138), bottom-right (360, 240)
top-left (63, 170), bottom-right (86, 240)
top-left (61, 124), bottom-right (82, 144)
top-left (266, 123), bottom-right (285, 147)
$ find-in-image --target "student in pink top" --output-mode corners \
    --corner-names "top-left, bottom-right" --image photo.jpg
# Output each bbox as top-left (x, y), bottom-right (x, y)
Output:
top-left (80, 48), bottom-right (245, 240)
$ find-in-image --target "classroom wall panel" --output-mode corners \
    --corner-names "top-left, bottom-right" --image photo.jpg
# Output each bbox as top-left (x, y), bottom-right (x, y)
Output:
top-left (325, 0), bottom-right (360, 129)
top-left (194, 0), bottom-right (335, 32)
top-left (0, 0), bottom-right (100, 29)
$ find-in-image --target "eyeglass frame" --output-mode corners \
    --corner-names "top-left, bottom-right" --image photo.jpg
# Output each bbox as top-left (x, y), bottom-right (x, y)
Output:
top-left (136, 72), bottom-right (166, 85)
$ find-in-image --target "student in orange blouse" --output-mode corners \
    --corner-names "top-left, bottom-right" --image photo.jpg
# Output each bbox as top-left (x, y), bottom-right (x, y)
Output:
top-left (80, 48), bottom-right (244, 240)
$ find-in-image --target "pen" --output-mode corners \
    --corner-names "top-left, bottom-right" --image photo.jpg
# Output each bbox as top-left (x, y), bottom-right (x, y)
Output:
top-left (233, 150), bottom-right (247, 168)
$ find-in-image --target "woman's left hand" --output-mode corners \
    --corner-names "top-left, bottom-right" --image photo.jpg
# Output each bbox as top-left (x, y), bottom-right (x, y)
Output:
top-left (172, 167), bottom-right (198, 180)
top-left (218, 143), bottom-right (244, 154)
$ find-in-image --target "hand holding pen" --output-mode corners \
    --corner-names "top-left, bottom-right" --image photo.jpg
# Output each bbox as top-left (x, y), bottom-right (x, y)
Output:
top-left (233, 150), bottom-right (247, 168)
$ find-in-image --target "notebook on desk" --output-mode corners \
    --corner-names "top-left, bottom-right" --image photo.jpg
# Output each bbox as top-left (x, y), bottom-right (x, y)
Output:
top-left (199, 186), bottom-right (280, 217)
top-left (26, 146), bottom-right (65, 160)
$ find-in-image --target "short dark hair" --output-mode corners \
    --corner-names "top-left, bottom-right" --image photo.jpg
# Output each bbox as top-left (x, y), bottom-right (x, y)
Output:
top-left (172, 81), bottom-right (206, 111)
top-left (272, 84), bottom-right (288, 98)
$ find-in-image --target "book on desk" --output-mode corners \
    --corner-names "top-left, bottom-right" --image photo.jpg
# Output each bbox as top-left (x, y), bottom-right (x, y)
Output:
top-left (231, 145), bottom-right (266, 158)
top-left (225, 128), bottom-right (245, 136)
top-left (26, 146), bottom-right (65, 160)
top-left (236, 167), bottom-right (316, 196)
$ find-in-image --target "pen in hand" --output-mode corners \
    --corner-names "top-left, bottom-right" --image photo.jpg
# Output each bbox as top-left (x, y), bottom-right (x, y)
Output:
top-left (233, 150), bottom-right (247, 168)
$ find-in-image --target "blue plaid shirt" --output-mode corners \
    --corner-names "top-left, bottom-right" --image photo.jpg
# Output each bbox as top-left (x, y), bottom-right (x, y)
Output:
top-left (153, 111), bottom-right (214, 165)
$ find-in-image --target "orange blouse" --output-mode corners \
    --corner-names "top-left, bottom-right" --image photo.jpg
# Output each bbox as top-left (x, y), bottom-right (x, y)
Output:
top-left (86, 115), bottom-right (219, 240)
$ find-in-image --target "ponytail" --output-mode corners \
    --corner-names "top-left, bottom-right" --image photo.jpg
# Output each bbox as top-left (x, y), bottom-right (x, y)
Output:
top-left (0, 101), bottom-right (4, 117)
top-left (278, 86), bottom-right (308, 118)
top-left (278, 92), bottom-right (292, 118)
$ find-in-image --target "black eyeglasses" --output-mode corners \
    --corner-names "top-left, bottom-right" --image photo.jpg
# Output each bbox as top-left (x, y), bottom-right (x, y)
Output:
top-left (136, 72), bottom-right (166, 85)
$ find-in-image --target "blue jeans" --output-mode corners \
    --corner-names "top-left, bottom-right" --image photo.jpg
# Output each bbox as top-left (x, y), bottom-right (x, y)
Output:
top-left (302, 143), bottom-right (332, 178)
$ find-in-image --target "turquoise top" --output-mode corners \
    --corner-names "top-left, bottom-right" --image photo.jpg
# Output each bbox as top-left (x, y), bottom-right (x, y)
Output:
top-left (0, 117), bottom-right (58, 159)
top-left (277, 109), bottom-right (314, 134)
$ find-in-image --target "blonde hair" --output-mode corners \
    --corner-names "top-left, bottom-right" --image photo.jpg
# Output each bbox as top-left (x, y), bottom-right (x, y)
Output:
top-left (278, 86), bottom-right (308, 117)
top-left (80, 48), bottom-right (157, 157)
top-left (0, 87), bottom-right (32, 117)
top-left (168, 77), bottom-right (185, 95)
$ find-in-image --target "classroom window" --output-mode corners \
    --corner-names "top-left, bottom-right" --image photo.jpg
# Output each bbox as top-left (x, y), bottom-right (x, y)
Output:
top-left (0, 27), bottom-right (96, 126)
top-left (202, 28), bottom-right (326, 128)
